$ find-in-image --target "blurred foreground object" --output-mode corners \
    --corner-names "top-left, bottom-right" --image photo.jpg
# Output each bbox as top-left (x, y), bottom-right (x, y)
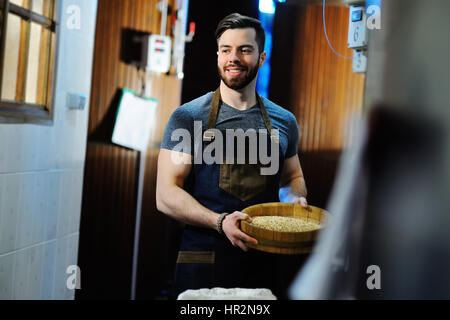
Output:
top-left (290, 0), bottom-right (450, 299)
top-left (177, 287), bottom-right (277, 300)
top-left (290, 105), bottom-right (448, 299)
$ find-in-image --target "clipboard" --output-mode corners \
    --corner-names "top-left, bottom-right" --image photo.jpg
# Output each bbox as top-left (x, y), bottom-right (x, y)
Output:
top-left (112, 88), bottom-right (158, 151)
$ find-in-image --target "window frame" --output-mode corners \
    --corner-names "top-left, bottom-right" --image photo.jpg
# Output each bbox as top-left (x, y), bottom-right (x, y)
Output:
top-left (0, 0), bottom-right (59, 125)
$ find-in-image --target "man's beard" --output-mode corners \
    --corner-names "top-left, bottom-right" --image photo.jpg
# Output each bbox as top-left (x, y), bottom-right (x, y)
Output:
top-left (218, 60), bottom-right (259, 90)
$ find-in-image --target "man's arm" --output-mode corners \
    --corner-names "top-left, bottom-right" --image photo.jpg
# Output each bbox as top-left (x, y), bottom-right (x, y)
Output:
top-left (279, 154), bottom-right (308, 207)
top-left (156, 149), bottom-right (217, 228)
top-left (156, 148), bottom-right (257, 251)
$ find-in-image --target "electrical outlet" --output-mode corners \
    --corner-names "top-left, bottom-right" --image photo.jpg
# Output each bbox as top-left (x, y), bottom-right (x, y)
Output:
top-left (352, 49), bottom-right (367, 73)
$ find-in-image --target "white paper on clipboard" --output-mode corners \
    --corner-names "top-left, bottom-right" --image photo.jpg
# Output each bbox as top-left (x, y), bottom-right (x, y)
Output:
top-left (112, 89), bottom-right (158, 151)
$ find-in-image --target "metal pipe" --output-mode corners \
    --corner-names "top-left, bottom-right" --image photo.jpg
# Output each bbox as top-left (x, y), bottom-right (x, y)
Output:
top-left (160, 0), bottom-right (168, 35)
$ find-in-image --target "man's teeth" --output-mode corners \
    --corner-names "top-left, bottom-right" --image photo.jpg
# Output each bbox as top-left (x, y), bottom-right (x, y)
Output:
top-left (229, 70), bottom-right (242, 73)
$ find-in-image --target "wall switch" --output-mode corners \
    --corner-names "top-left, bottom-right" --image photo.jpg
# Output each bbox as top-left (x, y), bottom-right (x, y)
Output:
top-left (66, 93), bottom-right (87, 110)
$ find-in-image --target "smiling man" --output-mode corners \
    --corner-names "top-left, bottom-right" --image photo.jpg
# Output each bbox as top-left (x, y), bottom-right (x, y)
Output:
top-left (217, 29), bottom-right (260, 90)
top-left (156, 13), bottom-right (308, 299)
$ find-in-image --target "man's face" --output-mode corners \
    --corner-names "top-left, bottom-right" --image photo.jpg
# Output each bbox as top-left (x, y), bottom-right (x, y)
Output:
top-left (217, 28), bottom-right (265, 90)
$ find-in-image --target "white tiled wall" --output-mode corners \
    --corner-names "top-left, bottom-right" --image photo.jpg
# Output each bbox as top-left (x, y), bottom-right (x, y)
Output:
top-left (0, 0), bottom-right (98, 300)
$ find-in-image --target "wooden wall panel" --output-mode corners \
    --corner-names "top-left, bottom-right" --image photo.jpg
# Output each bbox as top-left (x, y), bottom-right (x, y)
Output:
top-left (137, 74), bottom-right (183, 299)
top-left (271, 4), bottom-right (365, 208)
top-left (77, 0), bottom-right (182, 299)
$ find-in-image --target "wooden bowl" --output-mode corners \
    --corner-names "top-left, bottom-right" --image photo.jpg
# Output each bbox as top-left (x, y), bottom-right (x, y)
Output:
top-left (240, 202), bottom-right (329, 255)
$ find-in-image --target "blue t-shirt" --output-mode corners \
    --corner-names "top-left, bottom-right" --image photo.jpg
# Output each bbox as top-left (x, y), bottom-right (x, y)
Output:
top-left (161, 92), bottom-right (299, 160)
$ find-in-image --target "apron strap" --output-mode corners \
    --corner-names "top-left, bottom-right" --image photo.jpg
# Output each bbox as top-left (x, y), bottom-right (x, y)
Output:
top-left (205, 87), bottom-right (277, 143)
top-left (203, 89), bottom-right (221, 141)
top-left (207, 89), bottom-right (222, 130)
top-left (255, 94), bottom-right (279, 144)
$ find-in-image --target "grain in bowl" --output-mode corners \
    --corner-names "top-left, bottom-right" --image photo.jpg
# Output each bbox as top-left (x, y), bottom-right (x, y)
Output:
top-left (249, 216), bottom-right (320, 233)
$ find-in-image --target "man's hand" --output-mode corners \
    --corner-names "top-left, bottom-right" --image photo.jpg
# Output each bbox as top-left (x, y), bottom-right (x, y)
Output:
top-left (279, 155), bottom-right (308, 208)
top-left (294, 196), bottom-right (308, 208)
top-left (221, 211), bottom-right (258, 252)
top-left (279, 187), bottom-right (308, 208)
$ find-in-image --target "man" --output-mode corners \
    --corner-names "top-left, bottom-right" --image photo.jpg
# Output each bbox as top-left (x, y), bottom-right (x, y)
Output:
top-left (156, 13), bottom-right (308, 299)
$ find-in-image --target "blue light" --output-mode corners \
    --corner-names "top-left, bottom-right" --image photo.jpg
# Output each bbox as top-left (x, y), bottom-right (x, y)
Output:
top-left (259, 0), bottom-right (275, 14)
top-left (256, 8), bottom-right (275, 98)
top-left (366, 0), bottom-right (381, 8)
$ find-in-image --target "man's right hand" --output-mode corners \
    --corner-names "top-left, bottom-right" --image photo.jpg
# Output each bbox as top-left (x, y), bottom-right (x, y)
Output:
top-left (221, 211), bottom-right (258, 252)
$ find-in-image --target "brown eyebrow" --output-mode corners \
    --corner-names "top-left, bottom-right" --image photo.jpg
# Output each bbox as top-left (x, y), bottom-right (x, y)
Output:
top-left (219, 44), bottom-right (255, 50)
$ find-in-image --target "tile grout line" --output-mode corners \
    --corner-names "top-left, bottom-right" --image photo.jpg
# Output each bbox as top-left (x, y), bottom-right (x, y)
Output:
top-left (0, 167), bottom-right (85, 176)
top-left (0, 232), bottom-right (79, 258)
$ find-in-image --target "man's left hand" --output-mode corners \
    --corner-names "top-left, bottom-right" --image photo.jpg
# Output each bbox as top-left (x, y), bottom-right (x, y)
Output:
top-left (294, 196), bottom-right (308, 208)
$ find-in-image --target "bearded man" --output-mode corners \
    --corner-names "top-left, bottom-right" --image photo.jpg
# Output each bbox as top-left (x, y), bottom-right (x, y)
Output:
top-left (157, 13), bottom-right (308, 299)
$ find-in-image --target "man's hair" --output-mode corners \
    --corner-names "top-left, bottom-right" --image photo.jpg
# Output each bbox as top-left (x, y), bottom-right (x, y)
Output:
top-left (215, 13), bottom-right (265, 55)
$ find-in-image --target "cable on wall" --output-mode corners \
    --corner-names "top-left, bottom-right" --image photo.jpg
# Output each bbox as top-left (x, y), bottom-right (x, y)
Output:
top-left (323, 0), bottom-right (353, 59)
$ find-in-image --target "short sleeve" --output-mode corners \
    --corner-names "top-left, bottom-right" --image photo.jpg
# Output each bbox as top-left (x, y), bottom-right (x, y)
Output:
top-left (285, 113), bottom-right (299, 158)
top-left (161, 106), bottom-right (194, 155)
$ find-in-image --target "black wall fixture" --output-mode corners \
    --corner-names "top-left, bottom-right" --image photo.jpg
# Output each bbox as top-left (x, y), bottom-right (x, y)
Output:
top-left (120, 28), bottom-right (151, 69)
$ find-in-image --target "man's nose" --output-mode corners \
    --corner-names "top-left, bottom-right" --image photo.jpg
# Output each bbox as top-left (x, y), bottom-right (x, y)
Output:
top-left (229, 50), bottom-right (241, 63)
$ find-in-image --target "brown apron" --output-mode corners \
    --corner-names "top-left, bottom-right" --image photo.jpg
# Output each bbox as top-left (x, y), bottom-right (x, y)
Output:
top-left (203, 88), bottom-right (279, 201)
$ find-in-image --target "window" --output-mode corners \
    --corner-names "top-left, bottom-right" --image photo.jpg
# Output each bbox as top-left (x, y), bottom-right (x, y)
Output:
top-left (0, 0), bottom-right (57, 124)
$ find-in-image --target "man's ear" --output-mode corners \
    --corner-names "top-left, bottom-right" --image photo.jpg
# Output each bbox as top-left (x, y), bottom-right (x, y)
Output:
top-left (259, 51), bottom-right (266, 68)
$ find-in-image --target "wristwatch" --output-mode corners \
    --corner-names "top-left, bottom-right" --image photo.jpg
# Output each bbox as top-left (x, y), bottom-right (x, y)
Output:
top-left (216, 212), bottom-right (230, 235)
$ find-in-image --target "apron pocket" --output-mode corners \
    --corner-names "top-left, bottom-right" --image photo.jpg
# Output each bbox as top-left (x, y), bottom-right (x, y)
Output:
top-left (219, 163), bottom-right (266, 201)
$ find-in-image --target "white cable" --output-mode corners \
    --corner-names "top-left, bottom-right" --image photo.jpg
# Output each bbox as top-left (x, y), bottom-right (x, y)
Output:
top-left (323, 0), bottom-right (353, 59)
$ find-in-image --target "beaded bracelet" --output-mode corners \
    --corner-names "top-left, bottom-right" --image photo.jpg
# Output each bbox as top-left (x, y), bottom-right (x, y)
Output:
top-left (216, 212), bottom-right (230, 235)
